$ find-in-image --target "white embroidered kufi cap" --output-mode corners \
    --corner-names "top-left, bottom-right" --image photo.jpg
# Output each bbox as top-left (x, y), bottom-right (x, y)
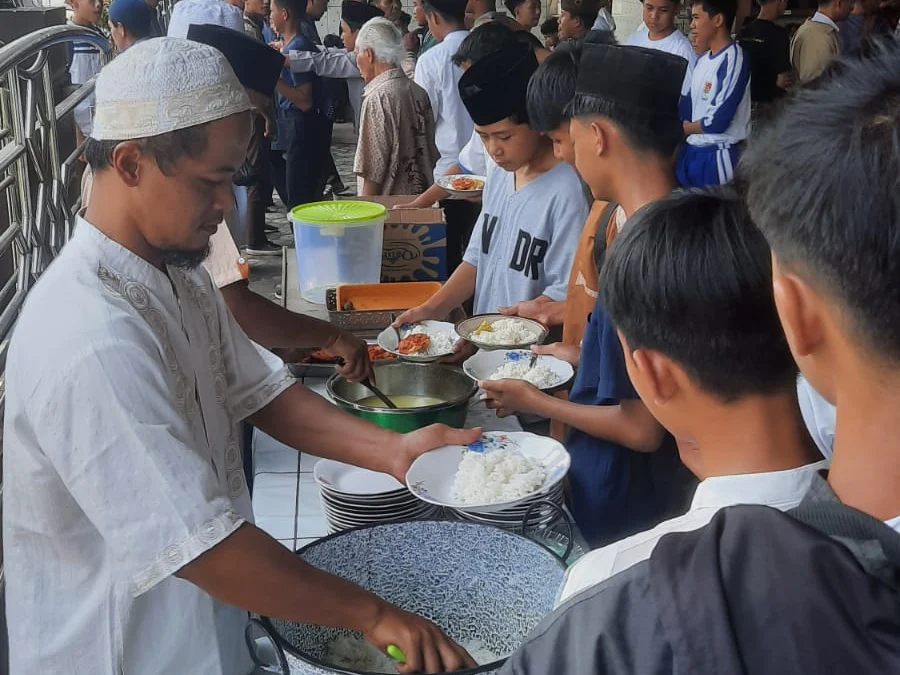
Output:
top-left (166, 0), bottom-right (244, 38)
top-left (91, 37), bottom-right (252, 141)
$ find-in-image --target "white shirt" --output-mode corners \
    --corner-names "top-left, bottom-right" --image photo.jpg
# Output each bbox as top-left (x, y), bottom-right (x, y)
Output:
top-left (811, 11), bottom-right (840, 31)
top-left (3, 218), bottom-right (294, 675)
top-left (886, 515), bottom-right (900, 534)
top-left (414, 30), bottom-right (473, 180)
top-left (626, 23), bottom-right (697, 96)
top-left (797, 376), bottom-right (835, 459)
top-left (592, 7), bottom-right (616, 32)
top-left (67, 20), bottom-right (106, 135)
top-left (558, 460), bottom-right (828, 604)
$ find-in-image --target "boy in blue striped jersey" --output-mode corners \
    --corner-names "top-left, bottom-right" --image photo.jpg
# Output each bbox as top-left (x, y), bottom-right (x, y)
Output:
top-left (676, 0), bottom-right (751, 187)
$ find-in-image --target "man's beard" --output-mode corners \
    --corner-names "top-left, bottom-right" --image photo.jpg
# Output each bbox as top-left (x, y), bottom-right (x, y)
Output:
top-left (161, 244), bottom-right (211, 270)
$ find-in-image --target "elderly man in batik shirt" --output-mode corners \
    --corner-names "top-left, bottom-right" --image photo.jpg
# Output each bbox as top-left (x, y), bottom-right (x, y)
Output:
top-left (354, 17), bottom-right (439, 196)
top-left (3, 38), bottom-right (477, 675)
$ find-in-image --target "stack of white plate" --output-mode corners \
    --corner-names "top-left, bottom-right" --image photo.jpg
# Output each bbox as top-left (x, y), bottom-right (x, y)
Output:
top-left (450, 483), bottom-right (566, 530)
top-left (314, 459), bottom-right (439, 533)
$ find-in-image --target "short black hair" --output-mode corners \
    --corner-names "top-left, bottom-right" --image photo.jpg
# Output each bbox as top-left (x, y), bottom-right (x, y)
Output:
top-left (272, 0), bottom-right (306, 21)
top-left (601, 187), bottom-right (797, 402)
top-left (740, 36), bottom-right (900, 362)
top-left (693, 0), bottom-right (737, 31)
top-left (84, 125), bottom-right (210, 176)
top-left (540, 16), bottom-right (559, 35)
top-left (423, 0), bottom-right (466, 24)
top-left (566, 93), bottom-right (683, 157)
top-left (504, 0), bottom-right (526, 12)
top-left (526, 42), bottom-right (581, 132)
top-left (452, 21), bottom-right (517, 66)
top-left (754, 0), bottom-right (777, 6)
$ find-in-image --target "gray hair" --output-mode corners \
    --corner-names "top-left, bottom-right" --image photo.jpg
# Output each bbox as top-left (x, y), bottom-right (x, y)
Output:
top-left (355, 17), bottom-right (406, 66)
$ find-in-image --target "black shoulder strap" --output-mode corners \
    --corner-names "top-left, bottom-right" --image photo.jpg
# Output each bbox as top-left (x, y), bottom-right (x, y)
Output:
top-left (789, 500), bottom-right (900, 567)
top-left (593, 200), bottom-right (620, 272)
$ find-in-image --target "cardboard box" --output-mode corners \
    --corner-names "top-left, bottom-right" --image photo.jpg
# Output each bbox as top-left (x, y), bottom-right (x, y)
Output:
top-left (340, 195), bottom-right (448, 282)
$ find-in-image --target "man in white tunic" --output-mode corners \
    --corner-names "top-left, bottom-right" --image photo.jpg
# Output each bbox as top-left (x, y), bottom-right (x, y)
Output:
top-left (3, 38), bottom-right (477, 675)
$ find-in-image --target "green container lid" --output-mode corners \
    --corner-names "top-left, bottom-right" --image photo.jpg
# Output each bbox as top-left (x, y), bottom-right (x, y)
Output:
top-left (290, 200), bottom-right (387, 225)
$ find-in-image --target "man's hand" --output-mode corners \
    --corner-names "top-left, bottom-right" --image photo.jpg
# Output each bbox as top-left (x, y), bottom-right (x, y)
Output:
top-left (365, 604), bottom-right (477, 674)
top-left (479, 378), bottom-right (543, 418)
top-left (499, 299), bottom-right (562, 327)
top-left (325, 330), bottom-right (373, 383)
top-left (270, 40), bottom-right (285, 51)
top-left (776, 71), bottom-right (794, 90)
top-left (391, 424), bottom-right (482, 482)
top-left (530, 342), bottom-right (581, 367)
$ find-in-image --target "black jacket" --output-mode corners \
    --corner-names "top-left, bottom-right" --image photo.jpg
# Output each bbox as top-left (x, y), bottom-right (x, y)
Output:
top-left (500, 476), bottom-right (900, 675)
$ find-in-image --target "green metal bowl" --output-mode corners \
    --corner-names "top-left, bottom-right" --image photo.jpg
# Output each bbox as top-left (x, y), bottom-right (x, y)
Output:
top-left (327, 361), bottom-right (477, 433)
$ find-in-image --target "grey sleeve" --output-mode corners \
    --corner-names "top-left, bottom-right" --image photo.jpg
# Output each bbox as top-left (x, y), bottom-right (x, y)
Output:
top-left (289, 49), bottom-right (360, 78)
top-left (498, 562), bottom-right (673, 675)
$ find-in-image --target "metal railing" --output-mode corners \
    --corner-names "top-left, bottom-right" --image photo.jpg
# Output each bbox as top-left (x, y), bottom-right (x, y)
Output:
top-left (0, 26), bottom-right (111, 663)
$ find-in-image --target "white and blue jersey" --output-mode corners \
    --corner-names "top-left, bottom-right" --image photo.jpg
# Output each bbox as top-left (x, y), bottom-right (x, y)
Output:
top-left (677, 41), bottom-right (751, 188)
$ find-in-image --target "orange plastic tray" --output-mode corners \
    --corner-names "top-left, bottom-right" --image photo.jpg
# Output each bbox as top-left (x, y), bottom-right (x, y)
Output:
top-left (336, 282), bottom-right (442, 311)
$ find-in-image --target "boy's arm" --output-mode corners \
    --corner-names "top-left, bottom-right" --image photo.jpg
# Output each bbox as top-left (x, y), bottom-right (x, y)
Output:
top-left (696, 51), bottom-right (751, 134)
top-left (393, 263), bottom-right (478, 325)
top-left (288, 48), bottom-right (361, 79)
top-left (481, 382), bottom-right (665, 453)
top-left (276, 81), bottom-right (313, 112)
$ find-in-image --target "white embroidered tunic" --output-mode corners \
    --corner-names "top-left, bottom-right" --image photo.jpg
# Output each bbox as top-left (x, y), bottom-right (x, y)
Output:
top-left (3, 218), bottom-right (294, 675)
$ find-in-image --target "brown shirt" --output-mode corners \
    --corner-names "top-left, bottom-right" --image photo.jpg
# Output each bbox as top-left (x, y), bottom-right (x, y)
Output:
top-left (791, 18), bottom-right (841, 85)
top-left (354, 68), bottom-right (439, 196)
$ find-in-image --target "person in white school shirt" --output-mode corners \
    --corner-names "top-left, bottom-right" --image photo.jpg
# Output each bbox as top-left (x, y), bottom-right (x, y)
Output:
top-left (559, 188), bottom-right (826, 604)
top-left (414, 0), bottom-right (473, 180)
top-left (625, 0), bottom-right (697, 97)
top-left (3, 38), bottom-right (479, 675)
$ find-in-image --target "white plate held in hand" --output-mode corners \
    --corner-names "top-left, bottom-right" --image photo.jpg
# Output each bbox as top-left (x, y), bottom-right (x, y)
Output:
top-left (405, 431), bottom-right (570, 513)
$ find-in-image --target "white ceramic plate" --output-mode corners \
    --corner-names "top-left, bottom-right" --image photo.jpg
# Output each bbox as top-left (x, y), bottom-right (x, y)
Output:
top-left (455, 315), bottom-right (549, 351)
top-left (463, 349), bottom-right (575, 392)
top-left (314, 459), bottom-right (404, 496)
top-left (377, 320), bottom-right (460, 363)
top-left (406, 431), bottom-right (571, 513)
top-left (436, 173), bottom-right (487, 198)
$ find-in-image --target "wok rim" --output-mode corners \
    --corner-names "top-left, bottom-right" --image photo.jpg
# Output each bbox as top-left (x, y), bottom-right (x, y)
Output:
top-left (259, 518), bottom-right (565, 675)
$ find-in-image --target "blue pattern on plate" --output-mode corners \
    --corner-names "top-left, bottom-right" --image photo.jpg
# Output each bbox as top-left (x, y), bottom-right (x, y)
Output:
top-left (265, 520), bottom-right (565, 675)
top-left (504, 350), bottom-right (530, 363)
top-left (466, 433), bottom-right (520, 455)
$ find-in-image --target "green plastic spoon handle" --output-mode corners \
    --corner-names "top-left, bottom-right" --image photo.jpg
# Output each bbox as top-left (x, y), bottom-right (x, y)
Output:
top-left (386, 644), bottom-right (407, 663)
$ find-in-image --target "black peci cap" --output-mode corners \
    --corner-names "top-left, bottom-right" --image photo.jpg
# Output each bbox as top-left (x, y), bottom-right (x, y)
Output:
top-left (187, 23), bottom-right (285, 97)
top-left (342, 1), bottom-right (384, 29)
top-left (576, 43), bottom-right (686, 119)
top-left (459, 42), bottom-right (539, 126)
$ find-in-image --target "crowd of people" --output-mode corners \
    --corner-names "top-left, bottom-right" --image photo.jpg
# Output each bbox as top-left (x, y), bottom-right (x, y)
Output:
top-left (5, 0), bottom-right (900, 672)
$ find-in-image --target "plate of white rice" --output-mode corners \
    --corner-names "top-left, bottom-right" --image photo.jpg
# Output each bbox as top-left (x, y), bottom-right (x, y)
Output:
top-left (463, 349), bottom-right (575, 392)
top-left (455, 314), bottom-right (549, 351)
top-left (406, 431), bottom-right (570, 513)
top-left (377, 320), bottom-right (459, 363)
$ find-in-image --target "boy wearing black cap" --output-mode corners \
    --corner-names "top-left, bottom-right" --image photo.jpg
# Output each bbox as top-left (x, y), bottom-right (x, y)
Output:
top-left (482, 44), bottom-right (695, 547)
top-left (395, 44), bottom-right (587, 342)
top-left (676, 0), bottom-right (750, 187)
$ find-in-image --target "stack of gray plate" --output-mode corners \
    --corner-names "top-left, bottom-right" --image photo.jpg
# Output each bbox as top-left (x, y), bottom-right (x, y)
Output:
top-left (449, 483), bottom-right (565, 530)
top-left (314, 459), bottom-right (439, 534)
